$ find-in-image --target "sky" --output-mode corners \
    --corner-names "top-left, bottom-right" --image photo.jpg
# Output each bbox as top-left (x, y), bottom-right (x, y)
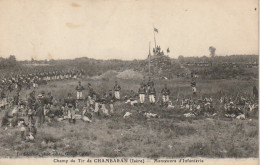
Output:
top-left (0, 0), bottom-right (258, 60)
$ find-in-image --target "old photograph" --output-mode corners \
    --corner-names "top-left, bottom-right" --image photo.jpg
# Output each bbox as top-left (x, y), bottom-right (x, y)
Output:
top-left (0, 0), bottom-right (258, 164)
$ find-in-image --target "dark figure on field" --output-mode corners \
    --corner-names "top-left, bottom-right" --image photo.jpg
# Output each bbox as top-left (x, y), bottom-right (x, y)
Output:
top-left (35, 97), bottom-right (45, 127)
top-left (107, 90), bottom-right (116, 113)
top-left (76, 81), bottom-right (84, 100)
top-left (29, 122), bottom-right (37, 137)
top-left (113, 81), bottom-right (121, 100)
top-left (88, 83), bottom-right (95, 99)
top-left (27, 90), bottom-right (36, 123)
top-left (13, 90), bottom-right (20, 106)
top-left (161, 84), bottom-right (170, 106)
top-left (64, 93), bottom-right (76, 124)
top-left (0, 89), bottom-right (7, 109)
top-left (191, 78), bottom-right (197, 95)
top-left (45, 92), bottom-right (53, 105)
top-left (253, 86), bottom-right (258, 99)
top-left (148, 84), bottom-right (156, 104)
top-left (138, 84), bottom-right (146, 104)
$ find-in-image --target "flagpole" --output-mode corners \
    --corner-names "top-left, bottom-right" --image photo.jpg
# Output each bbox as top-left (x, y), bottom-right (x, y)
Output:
top-left (149, 42), bottom-right (151, 76)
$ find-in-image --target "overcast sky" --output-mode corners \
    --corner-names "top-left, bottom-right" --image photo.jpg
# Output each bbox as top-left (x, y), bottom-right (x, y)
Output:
top-left (0, 0), bottom-right (258, 60)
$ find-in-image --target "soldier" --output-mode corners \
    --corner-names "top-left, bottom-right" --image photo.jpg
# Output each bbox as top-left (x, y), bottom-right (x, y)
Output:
top-left (107, 90), bottom-right (116, 113)
top-left (35, 96), bottom-right (45, 127)
top-left (33, 77), bottom-right (38, 89)
top-left (13, 90), bottom-right (20, 107)
top-left (253, 86), bottom-right (258, 99)
top-left (100, 93), bottom-right (109, 117)
top-left (20, 122), bottom-right (27, 140)
top-left (148, 84), bottom-right (156, 104)
top-left (161, 84), bottom-right (170, 106)
top-left (64, 93), bottom-right (76, 124)
top-left (46, 92), bottom-right (53, 105)
top-left (130, 90), bottom-right (138, 106)
top-left (75, 81), bottom-right (84, 100)
top-left (191, 78), bottom-right (197, 95)
top-left (94, 93), bottom-right (101, 116)
top-left (0, 88), bottom-right (7, 109)
top-left (17, 79), bottom-right (22, 91)
top-left (27, 90), bottom-right (36, 123)
top-left (113, 81), bottom-right (121, 100)
top-left (87, 83), bottom-right (95, 105)
top-left (138, 84), bottom-right (146, 104)
top-left (29, 122), bottom-right (37, 138)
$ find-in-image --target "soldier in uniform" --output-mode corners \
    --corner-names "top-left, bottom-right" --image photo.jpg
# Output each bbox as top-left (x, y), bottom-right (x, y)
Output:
top-left (35, 95), bottom-right (45, 127)
top-left (100, 93), bottom-right (109, 117)
top-left (0, 88), bottom-right (7, 109)
top-left (161, 84), bottom-right (170, 106)
top-left (27, 90), bottom-right (36, 123)
top-left (148, 84), bottom-right (156, 104)
top-left (75, 81), bottom-right (84, 100)
top-left (13, 90), bottom-right (20, 107)
top-left (138, 84), bottom-right (146, 104)
top-left (253, 86), bottom-right (258, 99)
top-left (107, 90), bottom-right (116, 113)
top-left (29, 122), bottom-right (37, 139)
top-left (87, 83), bottom-right (95, 106)
top-left (113, 81), bottom-right (121, 100)
top-left (46, 92), bottom-right (53, 105)
top-left (64, 93), bottom-right (76, 124)
top-left (191, 78), bottom-right (197, 95)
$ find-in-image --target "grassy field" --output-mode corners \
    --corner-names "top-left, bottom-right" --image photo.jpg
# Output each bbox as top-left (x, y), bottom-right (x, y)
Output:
top-left (0, 76), bottom-right (258, 158)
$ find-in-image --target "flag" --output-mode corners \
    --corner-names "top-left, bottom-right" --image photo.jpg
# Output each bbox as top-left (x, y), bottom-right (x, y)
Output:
top-left (154, 28), bottom-right (158, 33)
top-left (167, 48), bottom-right (170, 53)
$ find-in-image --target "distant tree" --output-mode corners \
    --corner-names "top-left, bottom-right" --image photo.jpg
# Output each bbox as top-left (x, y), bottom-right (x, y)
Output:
top-left (8, 55), bottom-right (16, 66)
top-left (178, 55), bottom-right (185, 63)
top-left (209, 46), bottom-right (216, 58)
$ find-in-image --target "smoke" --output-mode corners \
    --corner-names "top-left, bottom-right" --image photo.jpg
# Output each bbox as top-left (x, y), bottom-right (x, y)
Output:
top-left (209, 46), bottom-right (216, 57)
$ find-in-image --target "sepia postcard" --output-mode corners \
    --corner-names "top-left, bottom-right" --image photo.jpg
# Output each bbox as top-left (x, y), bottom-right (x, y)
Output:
top-left (0, 0), bottom-right (258, 164)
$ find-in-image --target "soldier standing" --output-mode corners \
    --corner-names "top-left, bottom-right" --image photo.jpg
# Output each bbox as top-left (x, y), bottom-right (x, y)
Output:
top-left (113, 81), bottom-right (121, 100)
top-left (35, 96), bottom-right (44, 127)
top-left (161, 84), bottom-right (170, 106)
top-left (138, 84), bottom-right (146, 104)
top-left (75, 81), bottom-right (84, 100)
top-left (107, 90), bottom-right (116, 113)
top-left (191, 78), bottom-right (197, 95)
top-left (64, 93), bottom-right (76, 124)
top-left (87, 83), bottom-right (95, 105)
top-left (148, 84), bottom-right (156, 104)
top-left (27, 90), bottom-right (36, 123)
top-left (253, 86), bottom-right (258, 99)
top-left (0, 88), bottom-right (7, 108)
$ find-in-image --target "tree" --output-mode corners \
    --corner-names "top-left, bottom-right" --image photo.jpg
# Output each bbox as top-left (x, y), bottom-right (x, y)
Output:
top-left (178, 55), bottom-right (185, 63)
top-left (8, 55), bottom-right (16, 66)
top-left (209, 46), bottom-right (216, 58)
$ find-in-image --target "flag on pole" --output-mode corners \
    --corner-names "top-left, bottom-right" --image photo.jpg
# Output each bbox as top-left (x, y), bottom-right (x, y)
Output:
top-left (154, 28), bottom-right (158, 33)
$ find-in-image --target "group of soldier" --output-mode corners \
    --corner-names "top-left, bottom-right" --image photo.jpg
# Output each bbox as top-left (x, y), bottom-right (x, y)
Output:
top-left (1, 71), bottom-right (258, 142)
top-left (0, 69), bottom-right (84, 93)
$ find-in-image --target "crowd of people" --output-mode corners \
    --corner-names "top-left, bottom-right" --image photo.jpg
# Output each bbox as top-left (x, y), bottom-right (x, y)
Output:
top-left (0, 69), bottom-right (84, 93)
top-left (0, 72), bottom-right (258, 142)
